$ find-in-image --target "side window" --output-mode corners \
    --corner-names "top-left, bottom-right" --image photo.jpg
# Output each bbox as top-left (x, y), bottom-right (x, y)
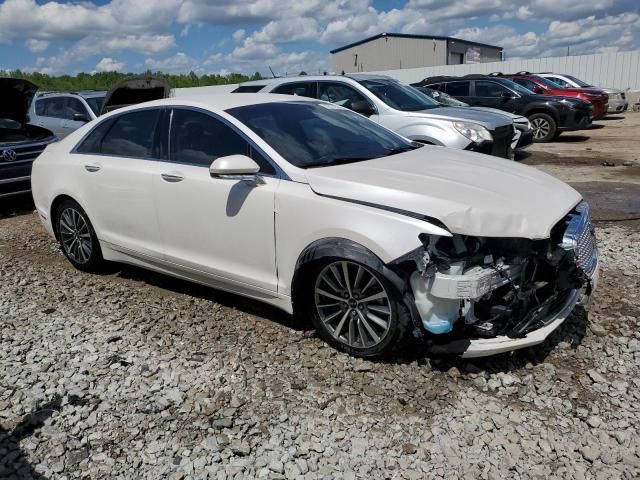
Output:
top-left (75, 118), bottom-right (115, 154)
top-left (101, 109), bottom-right (160, 158)
top-left (41, 97), bottom-right (68, 119)
top-left (475, 81), bottom-right (508, 97)
top-left (232, 85), bottom-right (266, 93)
top-left (169, 109), bottom-right (275, 174)
top-left (35, 99), bottom-right (47, 115)
top-left (427, 83), bottom-right (442, 91)
top-left (272, 82), bottom-right (317, 98)
top-left (66, 98), bottom-right (88, 119)
top-left (444, 81), bottom-right (470, 96)
top-left (318, 82), bottom-right (369, 109)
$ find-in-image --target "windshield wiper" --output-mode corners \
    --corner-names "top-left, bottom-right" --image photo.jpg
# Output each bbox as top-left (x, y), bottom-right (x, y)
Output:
top-left (306, 157), bottom-right (374, 168)
top-left (386, 145), bottom-right (418, 156)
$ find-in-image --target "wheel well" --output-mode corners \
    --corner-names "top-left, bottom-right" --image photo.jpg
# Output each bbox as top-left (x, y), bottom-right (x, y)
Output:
top-left (50, 194), bottom-right (76, 241)
top-left (290, 238), bottom-right (407, 317)
top-left (527, 108), bottom-right (557, 123)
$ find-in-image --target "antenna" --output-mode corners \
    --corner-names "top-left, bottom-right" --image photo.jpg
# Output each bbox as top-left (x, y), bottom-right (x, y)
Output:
top-left (268, 66), bottom-right (277, 78)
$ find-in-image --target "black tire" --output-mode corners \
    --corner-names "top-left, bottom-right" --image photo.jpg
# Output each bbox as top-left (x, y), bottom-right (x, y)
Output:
top-left (305, 258), bottom-right (412, 358)
top-left (529, 112), bottom-right (557, 143)
top-left (55, 199), bottom-right (104, 272)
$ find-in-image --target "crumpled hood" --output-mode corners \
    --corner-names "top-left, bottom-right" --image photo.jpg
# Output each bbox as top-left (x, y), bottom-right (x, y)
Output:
top-left (0, 78), bottom-right (38, 125)
top-left (404, 106), bottom-right (512, 130)
top-left (304, 147), bottom-right (582, 239)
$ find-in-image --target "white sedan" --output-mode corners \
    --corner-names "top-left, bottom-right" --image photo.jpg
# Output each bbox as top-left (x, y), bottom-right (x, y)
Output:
top-left (31, 94), bottom-right (598, 358)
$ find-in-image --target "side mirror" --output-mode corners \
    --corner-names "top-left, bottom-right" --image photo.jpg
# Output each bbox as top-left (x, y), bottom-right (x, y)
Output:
top-left (532, 86), bottom-right (544, 94)
top-left (350, 100), bottom-right (376, 116)
top-left (73, 113), bottom-right (89, 122)
top-left (501, 91), bottom-right (516, 99)
top-left (209, 154), bottom-right (263, 183)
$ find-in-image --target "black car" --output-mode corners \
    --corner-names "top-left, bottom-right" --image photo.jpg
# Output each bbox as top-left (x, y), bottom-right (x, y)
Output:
top-left (1, 78), bottom-right (57, 198)
top-left (413, 75), bottom-right (594, 142)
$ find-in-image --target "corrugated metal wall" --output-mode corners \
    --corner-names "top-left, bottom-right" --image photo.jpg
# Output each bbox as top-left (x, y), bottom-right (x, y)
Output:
top-left (367, 50), bottom-right (640, 90)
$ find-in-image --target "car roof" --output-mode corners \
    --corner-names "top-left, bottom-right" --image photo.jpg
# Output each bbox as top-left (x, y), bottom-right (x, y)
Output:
top-left (238, 74), bottom-right (394, 87)
top-left (99, 93), bottom-right (319, 117)
top-left (36, 90), bottom-right (106, 99)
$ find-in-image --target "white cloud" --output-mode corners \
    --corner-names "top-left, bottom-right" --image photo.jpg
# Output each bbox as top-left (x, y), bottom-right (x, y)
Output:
top-left (145, 52), bottom-right (199, 73)
top-left (94, 57), bottom-right (124, 72)
top-left (232, 29), bottom-right (245, 43)
top-left (26, 39), bottom-right (49, 52)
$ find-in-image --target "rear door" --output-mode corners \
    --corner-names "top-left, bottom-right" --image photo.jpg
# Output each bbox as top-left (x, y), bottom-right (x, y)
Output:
top-left (72, 108), bottom-right (164, 257)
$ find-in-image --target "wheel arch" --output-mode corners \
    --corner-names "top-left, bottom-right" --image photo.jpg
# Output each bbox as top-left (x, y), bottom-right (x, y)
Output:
top-left (50, 194), bottom-right (82, 241)
top-left (290, 237), bottom-right (406, 315)
top-left (525, 107), bottom-right (558, 123)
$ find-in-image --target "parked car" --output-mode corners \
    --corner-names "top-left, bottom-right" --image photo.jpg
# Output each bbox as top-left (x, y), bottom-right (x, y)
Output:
top-left (414, 75), bottom-right (594, 142)
top-left (31, 94), bottom-right (599, 358)
top-left (1, 78), bottom-right (57, 198)
top-left (416, 86), bottom-right (533, 152)
top-left (234, 75), bottom-right (518, 159)
top-left (494, 72), bottom-right (609, 120)
top-left (30, 90), bottom-right (105, 139)
top-left (536, 73), bottom-right (628, 114)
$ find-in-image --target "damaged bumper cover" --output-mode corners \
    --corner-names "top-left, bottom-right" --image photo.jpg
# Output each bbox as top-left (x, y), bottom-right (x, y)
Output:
top-left (399, 201), bottom-right (599, 358)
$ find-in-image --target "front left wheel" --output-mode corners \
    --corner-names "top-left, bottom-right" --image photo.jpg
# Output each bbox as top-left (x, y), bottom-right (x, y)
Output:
top-left (307, 259), bottom-right (412, 358)
top-left (55, 199), bottom-right (104, 272)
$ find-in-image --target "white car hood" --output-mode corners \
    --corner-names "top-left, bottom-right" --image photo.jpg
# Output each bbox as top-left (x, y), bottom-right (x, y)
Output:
top-left (304, 147), bottom-right (582, 239)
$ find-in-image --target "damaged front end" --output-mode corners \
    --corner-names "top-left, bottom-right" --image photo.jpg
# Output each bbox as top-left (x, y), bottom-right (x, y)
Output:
top-left (395, 201), bottom-right (598, 357)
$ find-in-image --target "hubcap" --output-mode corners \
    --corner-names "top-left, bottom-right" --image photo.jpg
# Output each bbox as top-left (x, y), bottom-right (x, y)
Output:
top-left (59, 207), bottom-right (92, 264)
top-left (314, 261), bottom-right (392, 349)
top-left (531, 118), bottom-right (550, 139)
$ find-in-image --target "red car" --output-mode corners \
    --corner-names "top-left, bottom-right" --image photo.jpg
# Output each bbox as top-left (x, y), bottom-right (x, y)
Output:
top-left (491, 72), bottom-right (609, 120)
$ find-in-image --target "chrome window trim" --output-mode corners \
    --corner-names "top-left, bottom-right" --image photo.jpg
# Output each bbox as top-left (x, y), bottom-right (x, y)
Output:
top-left (70, 105), bottom-right (289, 180)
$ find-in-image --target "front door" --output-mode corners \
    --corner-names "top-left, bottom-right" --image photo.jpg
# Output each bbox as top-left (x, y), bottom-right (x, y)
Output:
top-left (153, 108), bottom-right (279, 294)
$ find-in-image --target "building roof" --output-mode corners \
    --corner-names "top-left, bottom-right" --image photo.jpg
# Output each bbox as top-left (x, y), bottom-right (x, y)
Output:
top-left (329, 33), bottom-right (503, 54)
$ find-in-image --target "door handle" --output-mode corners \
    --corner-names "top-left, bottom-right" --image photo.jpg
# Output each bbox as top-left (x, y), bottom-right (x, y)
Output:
top-left (161, 172), bottom-right (184, 183)
top-left (84, 165), bottom-right (101, 172)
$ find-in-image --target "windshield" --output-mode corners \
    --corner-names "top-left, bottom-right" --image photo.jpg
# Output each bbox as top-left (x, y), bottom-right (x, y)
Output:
top-left (358, 78), bottom-right (440, 111)
top-left (418, 87), bottom-right (469, 107)
top-left (226, 102), bottom-right (418, 169)
top-left (564, 75), bottom-right (593, 88)
top-left (532, 75), bottom-right (565, 89)
top-left (498, 78), bottom-right (536, 96)
top-left (85, 96), bottom-right (105, 116)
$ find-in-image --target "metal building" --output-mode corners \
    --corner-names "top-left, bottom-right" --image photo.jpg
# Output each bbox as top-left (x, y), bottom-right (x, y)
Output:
top-left (330, 33), bottom-right (503, 73)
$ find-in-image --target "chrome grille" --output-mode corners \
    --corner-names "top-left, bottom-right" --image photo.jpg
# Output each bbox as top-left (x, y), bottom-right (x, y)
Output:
top-left (561, 201), bottom-right (598, 276)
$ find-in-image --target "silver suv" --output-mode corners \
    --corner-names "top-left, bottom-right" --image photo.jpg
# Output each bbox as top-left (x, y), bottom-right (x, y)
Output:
top-left (233, 75), bottom-right (518, 159)
top-left (29, 91), bottom-right (105, 139)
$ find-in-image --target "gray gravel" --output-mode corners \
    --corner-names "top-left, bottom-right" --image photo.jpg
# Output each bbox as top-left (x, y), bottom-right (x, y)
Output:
top-left (1, 211), bottom-right (639, 480)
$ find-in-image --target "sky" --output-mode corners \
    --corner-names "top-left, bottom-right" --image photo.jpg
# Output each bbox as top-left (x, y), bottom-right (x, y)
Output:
top-left (0, 0), bottom-right (638, 76)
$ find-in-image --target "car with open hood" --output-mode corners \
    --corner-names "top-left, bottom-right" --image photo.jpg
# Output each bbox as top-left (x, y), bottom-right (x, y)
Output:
top-left (233, 75), bottom-right (518, 160)
top-left (30, 94), bottom-right (598, 358)
top-left (100, 75), bottom-right (171, 115)
top-left (1, 78), bottom-right (57, 198)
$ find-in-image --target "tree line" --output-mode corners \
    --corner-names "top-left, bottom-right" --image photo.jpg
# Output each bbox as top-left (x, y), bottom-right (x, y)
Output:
top-left (0, 70), bottom-right (265, 91)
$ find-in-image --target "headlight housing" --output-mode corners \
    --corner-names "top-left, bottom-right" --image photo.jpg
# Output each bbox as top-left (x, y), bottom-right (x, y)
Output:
top-left (453, 122), bottom-right (493, 143)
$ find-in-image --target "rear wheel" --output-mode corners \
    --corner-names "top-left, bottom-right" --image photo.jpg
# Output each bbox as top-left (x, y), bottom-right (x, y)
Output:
top-left (307, 259), bottom-right (412, 358)
top-left (55, 199), bottom-right (104, 272)
top-left (529, 113), bottom-right (557, 143)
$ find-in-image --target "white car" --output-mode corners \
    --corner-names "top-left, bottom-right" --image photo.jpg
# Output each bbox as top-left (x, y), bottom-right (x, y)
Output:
top-left (31, 94), bottom-right (599, 358)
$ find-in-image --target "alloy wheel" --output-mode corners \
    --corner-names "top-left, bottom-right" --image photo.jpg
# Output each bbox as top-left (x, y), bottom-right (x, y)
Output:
top-left (59, 207), bottom-right (93, 264)
top-left (531, 118), bottom-right (550, 140)
top-left (314, 261), bottom-right (392, 349)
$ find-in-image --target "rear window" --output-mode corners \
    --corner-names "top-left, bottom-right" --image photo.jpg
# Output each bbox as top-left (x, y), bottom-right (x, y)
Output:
top-left (232, 85), bottom-right (266, 93)
top-left (272, 82), bottom-right (317, 98)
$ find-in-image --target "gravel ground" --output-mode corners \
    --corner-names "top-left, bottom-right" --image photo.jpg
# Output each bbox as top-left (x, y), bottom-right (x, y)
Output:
top-left (1, 209), bottom-right (639, 480)
top-left (1, 118), bottom-right (640, 479)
